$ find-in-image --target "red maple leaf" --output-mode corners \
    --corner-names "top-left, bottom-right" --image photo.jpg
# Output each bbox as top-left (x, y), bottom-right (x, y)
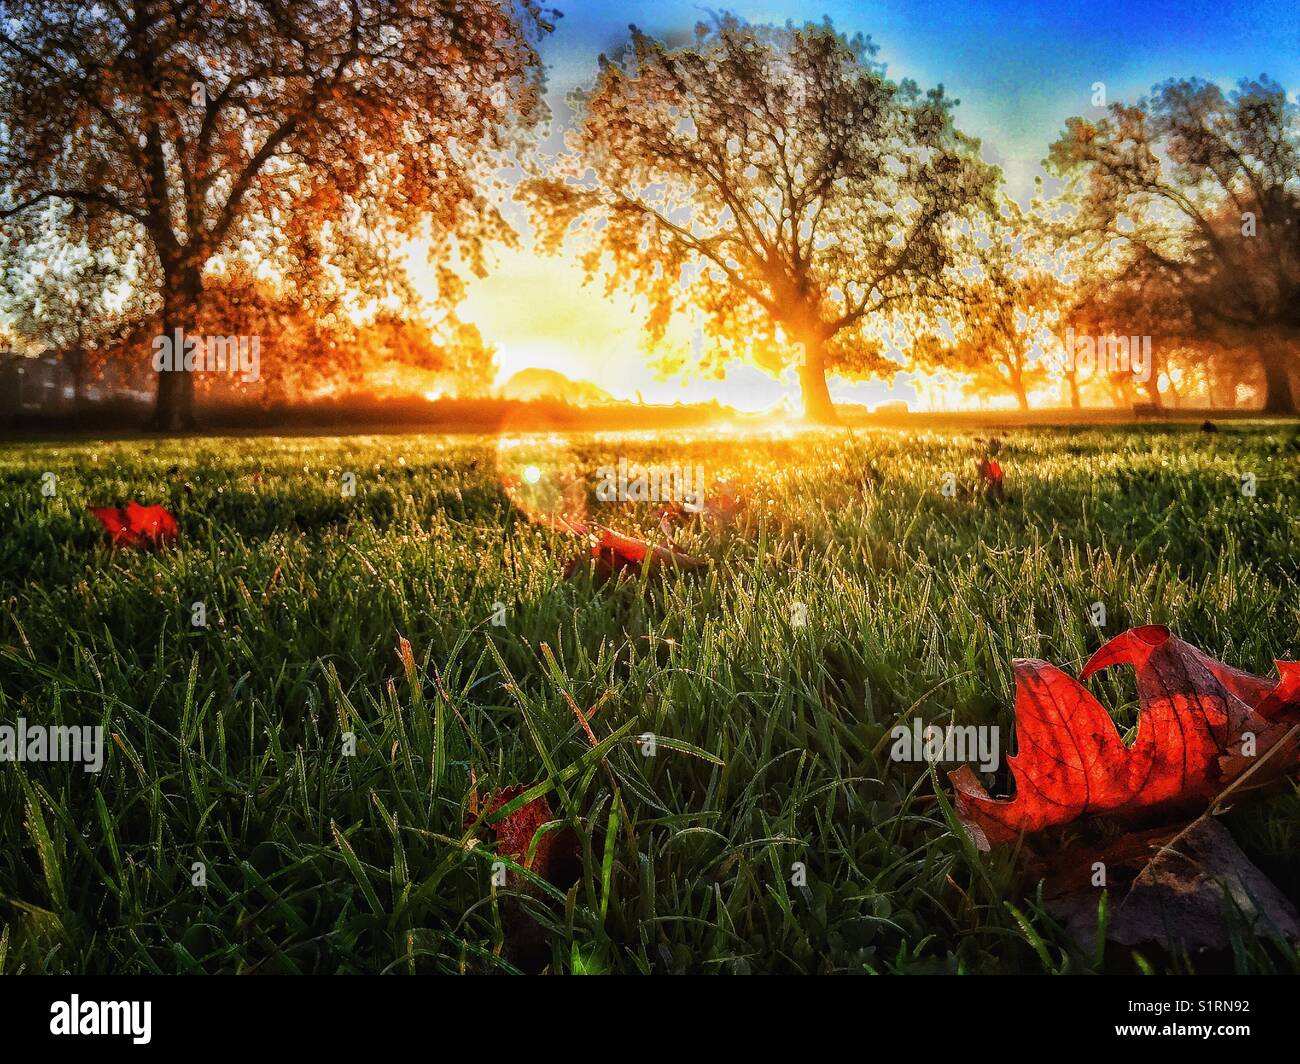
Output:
top-left (563, 524), bottom-right (707, 582)
top-left (950, 626), bottom-right (1300, 848)
top-left (88, 501), bottom-right (179, 548)
top-left (976, 457), bottom-right (1005, 501)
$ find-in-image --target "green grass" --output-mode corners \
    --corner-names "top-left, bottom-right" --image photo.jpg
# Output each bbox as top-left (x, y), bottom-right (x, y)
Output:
top-left (0, 423), bottom-right (1298, 974)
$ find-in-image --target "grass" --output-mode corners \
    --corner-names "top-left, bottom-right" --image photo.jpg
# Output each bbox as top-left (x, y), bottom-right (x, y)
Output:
top-left (0, 422), bottom-right (1298, 974)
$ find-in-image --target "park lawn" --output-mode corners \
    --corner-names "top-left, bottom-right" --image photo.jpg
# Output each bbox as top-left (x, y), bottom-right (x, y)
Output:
top-left (0, 423), bottom-right (1297, 974)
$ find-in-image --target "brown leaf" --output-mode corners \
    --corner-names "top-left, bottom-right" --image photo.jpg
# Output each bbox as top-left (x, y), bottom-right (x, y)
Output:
top-left (475, 785), bottom-right (580, 890)
top-left (1044, 817), bottom-right (1300, 952)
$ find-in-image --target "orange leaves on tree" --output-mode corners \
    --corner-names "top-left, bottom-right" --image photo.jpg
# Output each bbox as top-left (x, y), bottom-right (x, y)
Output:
top-left (88, 501), bottom-right (178, 548)
top-left (950, 626), bottom-right (1300, 849)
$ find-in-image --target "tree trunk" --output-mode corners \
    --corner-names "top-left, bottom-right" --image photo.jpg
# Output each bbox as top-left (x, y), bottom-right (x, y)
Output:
top-left (146, 262), bottom-right (200, 432)
top-left (1144, 374), bottom-right (1163, 410)
top-left (796, 334), bottom-right (838, 425)
top-left (1259, 342), bottom-right (1296, 414)
top-left (67, 346), bottom-right (86, 407)
top-left (1009, 370), bottom-right (1028, 412)
top-left (150, 366), bottom-right (195, 431)
top-left (1067, 373), bottom-right (1081, 410)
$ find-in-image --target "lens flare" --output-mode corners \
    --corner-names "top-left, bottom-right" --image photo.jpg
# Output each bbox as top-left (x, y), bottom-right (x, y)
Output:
top-left (493, 409), bottom-right (589, 528)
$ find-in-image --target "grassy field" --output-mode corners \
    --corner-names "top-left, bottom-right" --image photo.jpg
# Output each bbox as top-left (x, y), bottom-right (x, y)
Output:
top-left (1, 423), bottom-right (1298, 974)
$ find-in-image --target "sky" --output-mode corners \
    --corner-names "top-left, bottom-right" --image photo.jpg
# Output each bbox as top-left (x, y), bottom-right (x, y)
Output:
top-left (408, 0), bottom-right (1300, 410)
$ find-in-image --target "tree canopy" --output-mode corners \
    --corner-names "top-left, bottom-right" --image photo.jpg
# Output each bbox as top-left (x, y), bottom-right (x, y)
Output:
top-left (1049, 76), bottom-right (1300, 412)
top-left (0, 0), bottom-right (555, 426)
top-left (913, 197), bottom-right (1081, 411)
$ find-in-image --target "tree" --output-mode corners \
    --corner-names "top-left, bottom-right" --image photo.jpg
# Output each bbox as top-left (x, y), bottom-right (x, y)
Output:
top-left (0, 202), bottom-right (146, 403)
top-left (914, 198), bottom-right (1071, 411)
top-left (523, 16), bottom-right (995, 423)
top-left (189, 264), bottom-right (346, 400)
top-left (0, 0), bottom-right (554, 429)
top-left (191, 266), bottom-right (494, 401)
top-left (1065, 258), bottom-right (1184, 410)
top-left (1049, 76), bottom-right (1300, 413)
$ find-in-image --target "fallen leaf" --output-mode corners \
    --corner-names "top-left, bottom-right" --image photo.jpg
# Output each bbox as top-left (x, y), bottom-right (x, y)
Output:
top-left (465, 783), bottom-right (583, 973)
top-left (976, 457), bottom-right (1005, 502)
top-left (475, 785), bottom-right (581, 890)
top-left (88, 501), bottom-right (178, 548)
top-left (563, 524), bottom-right (707, 583)
top-left (1044, 817), bottom-right (1300, 952)
top-left (950, 626), bottom-right (1299, 848)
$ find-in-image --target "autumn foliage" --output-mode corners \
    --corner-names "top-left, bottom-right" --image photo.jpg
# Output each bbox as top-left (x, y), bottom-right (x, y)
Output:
top-left (524, 15), bottom-right (995, 423)
top-left (0, 0), bottom-right (552, 428)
